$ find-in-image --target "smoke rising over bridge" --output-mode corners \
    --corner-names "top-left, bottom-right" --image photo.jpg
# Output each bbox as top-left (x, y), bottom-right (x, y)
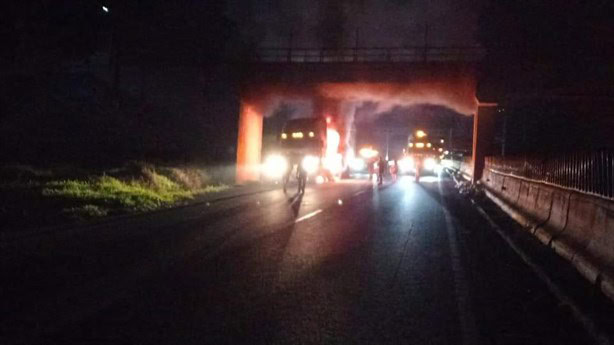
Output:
top-left (236, 45), bottom-right (493, 182)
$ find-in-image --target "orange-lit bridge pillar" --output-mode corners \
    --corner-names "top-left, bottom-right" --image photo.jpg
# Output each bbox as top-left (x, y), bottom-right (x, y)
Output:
top-left (236, 102), bottom-right (263, 184)
top-left (472, 102), bottom-right (498, 183)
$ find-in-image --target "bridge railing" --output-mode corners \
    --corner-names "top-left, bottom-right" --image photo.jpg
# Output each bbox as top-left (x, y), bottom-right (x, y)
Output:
top-left (253, 46), bottom-right (485, 63)
top-left (485, 149), bottom-right (614, 200)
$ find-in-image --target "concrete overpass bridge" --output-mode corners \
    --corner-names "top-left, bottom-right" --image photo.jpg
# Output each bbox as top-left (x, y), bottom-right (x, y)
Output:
top-left (236, 46), bottom-right (497, 183)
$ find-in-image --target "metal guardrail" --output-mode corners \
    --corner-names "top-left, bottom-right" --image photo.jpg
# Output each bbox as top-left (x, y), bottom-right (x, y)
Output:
top-left (485, 150), bottom-right (614, 199)
top-left (253, 46), bottom-right (485, 63)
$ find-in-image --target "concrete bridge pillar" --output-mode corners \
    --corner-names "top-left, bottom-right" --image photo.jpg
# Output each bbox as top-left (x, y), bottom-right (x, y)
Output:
top-left (472, 102), bottom-right (498, 183)
top-left (236, 101), bottom-right (263, 183)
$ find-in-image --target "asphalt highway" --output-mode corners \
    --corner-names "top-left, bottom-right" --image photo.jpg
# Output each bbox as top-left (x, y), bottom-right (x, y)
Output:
top-left (1, 175), bottom-right (597, 344)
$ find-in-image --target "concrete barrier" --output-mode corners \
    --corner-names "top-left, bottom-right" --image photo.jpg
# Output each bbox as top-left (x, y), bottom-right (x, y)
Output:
top-left (491, 171), bottom-right (505, 192)
top-left (482, 169), bottom-right (614, 302)
top-left (482, 168), bottom-right (492, 186)
top-left (534, 190), bottom-right (571, 246)
top-left (517, 181), bottom-right (531, 210)
top-left (574, 201), bottom-right (614, 291)
top-left (515, 183), bottom-right (544, 230)
top-left (551, 194), bottom-right (599, 262)
top-left (501, 176), bottom-right (521, 204)
top-left (529, 185), bottom-right (554, 232)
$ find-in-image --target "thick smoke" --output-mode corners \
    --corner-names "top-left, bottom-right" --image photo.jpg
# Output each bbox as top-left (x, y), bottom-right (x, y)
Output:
top-left (318, 79), bottom-right (478, 116)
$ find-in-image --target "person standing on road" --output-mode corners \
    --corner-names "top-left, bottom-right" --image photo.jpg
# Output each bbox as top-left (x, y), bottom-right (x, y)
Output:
top-left (377, 156), bottom-right (386, 185)
top-left (389, 159), bottom-right (398, 181)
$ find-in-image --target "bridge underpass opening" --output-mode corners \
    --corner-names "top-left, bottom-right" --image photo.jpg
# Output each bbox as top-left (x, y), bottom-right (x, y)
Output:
top-left (236, 77), bottom-right (496, 183)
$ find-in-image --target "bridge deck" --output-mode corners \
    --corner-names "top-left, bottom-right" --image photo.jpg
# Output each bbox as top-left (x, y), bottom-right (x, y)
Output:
top-left (253, 46), bottom-right (485, 63)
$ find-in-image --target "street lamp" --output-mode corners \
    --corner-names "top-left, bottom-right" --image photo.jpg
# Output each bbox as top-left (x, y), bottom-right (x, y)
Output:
top-left (102, 5), bottom-right (109, 13)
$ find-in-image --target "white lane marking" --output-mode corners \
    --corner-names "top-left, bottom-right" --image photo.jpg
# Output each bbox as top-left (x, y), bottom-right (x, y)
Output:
top-left (471, 199), bottom-right (611, 345)
top-left (353, 190), bottom-right (367, 197)
top-left (295, 209), bottom-right (323, 223)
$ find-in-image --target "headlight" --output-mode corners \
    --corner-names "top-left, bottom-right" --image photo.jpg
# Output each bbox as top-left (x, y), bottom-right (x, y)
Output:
top-left (301, 155), bottom-right (320, 174)
top-left (399, 157), bottom-right (414, 172)
top-left (263, 154), bottom-right (288, 178)
top-left (424, 158), bottom-right (437, 171)
top-left (323, 154), bottom-right (343, 175)
top-left (349, 157), bottom-right (366, 171)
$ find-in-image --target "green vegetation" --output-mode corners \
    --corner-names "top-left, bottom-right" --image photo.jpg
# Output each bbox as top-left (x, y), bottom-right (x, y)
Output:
top-left (0, 163), bottom-right (229, 230)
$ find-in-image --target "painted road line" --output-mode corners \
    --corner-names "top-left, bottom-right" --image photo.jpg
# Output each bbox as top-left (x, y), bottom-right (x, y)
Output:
top-left (353, 189), bottom-right (368, 197)
top-left (295, 209), bottom-right (323, 223)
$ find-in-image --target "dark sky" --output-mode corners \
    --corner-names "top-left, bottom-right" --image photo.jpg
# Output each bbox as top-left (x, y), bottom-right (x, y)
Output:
top-left (228, 0), bottom-right (483, 48)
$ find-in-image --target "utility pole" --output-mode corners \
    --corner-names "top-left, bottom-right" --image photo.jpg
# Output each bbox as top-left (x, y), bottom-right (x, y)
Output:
top-left (354, 28), bottom-right (360, 62)
top-left (423, 1), bottom-right (429, 62)
top-left (384, 128), bottom-right (391, 161)
top-left (501, 111), bottom-right (507, 156)
top-left (287, 30), bottom-right (294, 62)
top-left (423, 23), bottom-right (429, 62)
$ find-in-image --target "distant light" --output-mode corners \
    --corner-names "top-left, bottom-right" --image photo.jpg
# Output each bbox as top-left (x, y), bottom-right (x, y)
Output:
top-left (262, 154), bottom-right (288, 179)
top-left (426, 143), bottom-right (432, 148)
top-left (349, 157), bottom-right (366, 171)
top-left (292, 132), bottom-right (304, 139)
top-left (308, 131), bottom-right (315, 138)
top-left (359, 147), bottom-right (378, 159)
top-left (438, 148), bottom-right (443, 152)
top-left (409, 142), bottom-right (414, 148)
top-left (337, 199), bottom-right (343, 205)
top-left (415, 142), bottom-right (425, 148)
top-left (315, 175), bottom-right (325, 184)
top-left (102, 5), bottom-right (109, 12)
top-left (326, 117), bottom-right (332, 124)
top-left (301, 155), bottom-right (320, 174)
top-left (416, 130), bottom-right (427, 138)
top-left (424, 158), bottom-right (437, 171)
top-left (281, 133), bottom-right (287, 139)
top-left (440, 139), bottom-right (444, 143)
top-left (399, 157), bottom-right (414, 173)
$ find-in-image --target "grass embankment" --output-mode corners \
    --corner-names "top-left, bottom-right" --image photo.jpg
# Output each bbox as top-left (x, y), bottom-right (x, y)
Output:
top-left (0, 163), bottom-right (229, 230)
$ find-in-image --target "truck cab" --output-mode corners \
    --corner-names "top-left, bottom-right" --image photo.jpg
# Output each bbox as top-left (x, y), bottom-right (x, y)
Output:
top-left (398, 130), bottom-right (442, 178)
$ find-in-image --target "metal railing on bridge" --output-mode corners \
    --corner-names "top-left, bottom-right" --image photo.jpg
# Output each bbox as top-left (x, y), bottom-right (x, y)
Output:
top-left (253, 46), bottom-right (485, 63)
top-left (485, 150), bottom-right (614, 200)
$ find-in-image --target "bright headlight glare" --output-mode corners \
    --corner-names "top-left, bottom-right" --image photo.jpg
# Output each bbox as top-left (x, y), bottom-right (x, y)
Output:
top-left (349, 157), bottom-right (366, 171)
top-left (323, 154), bottom-right (343, 174)
top-left (399, 157), bottom-right (414, 172)
top-left (301, 155), bottom-right (320, 174)
top-left (424, 158), bottom-right (437, 170)
top-left (263, 154), bottom-right (288, 178)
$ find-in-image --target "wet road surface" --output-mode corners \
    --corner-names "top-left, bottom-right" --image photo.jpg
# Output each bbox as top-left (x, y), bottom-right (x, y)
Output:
top-left (1, 175), bottom-right (597, 344)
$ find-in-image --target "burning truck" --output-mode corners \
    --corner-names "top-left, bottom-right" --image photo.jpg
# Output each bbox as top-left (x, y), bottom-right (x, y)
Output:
top-left (261, 117), bottom-right (345, 185)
